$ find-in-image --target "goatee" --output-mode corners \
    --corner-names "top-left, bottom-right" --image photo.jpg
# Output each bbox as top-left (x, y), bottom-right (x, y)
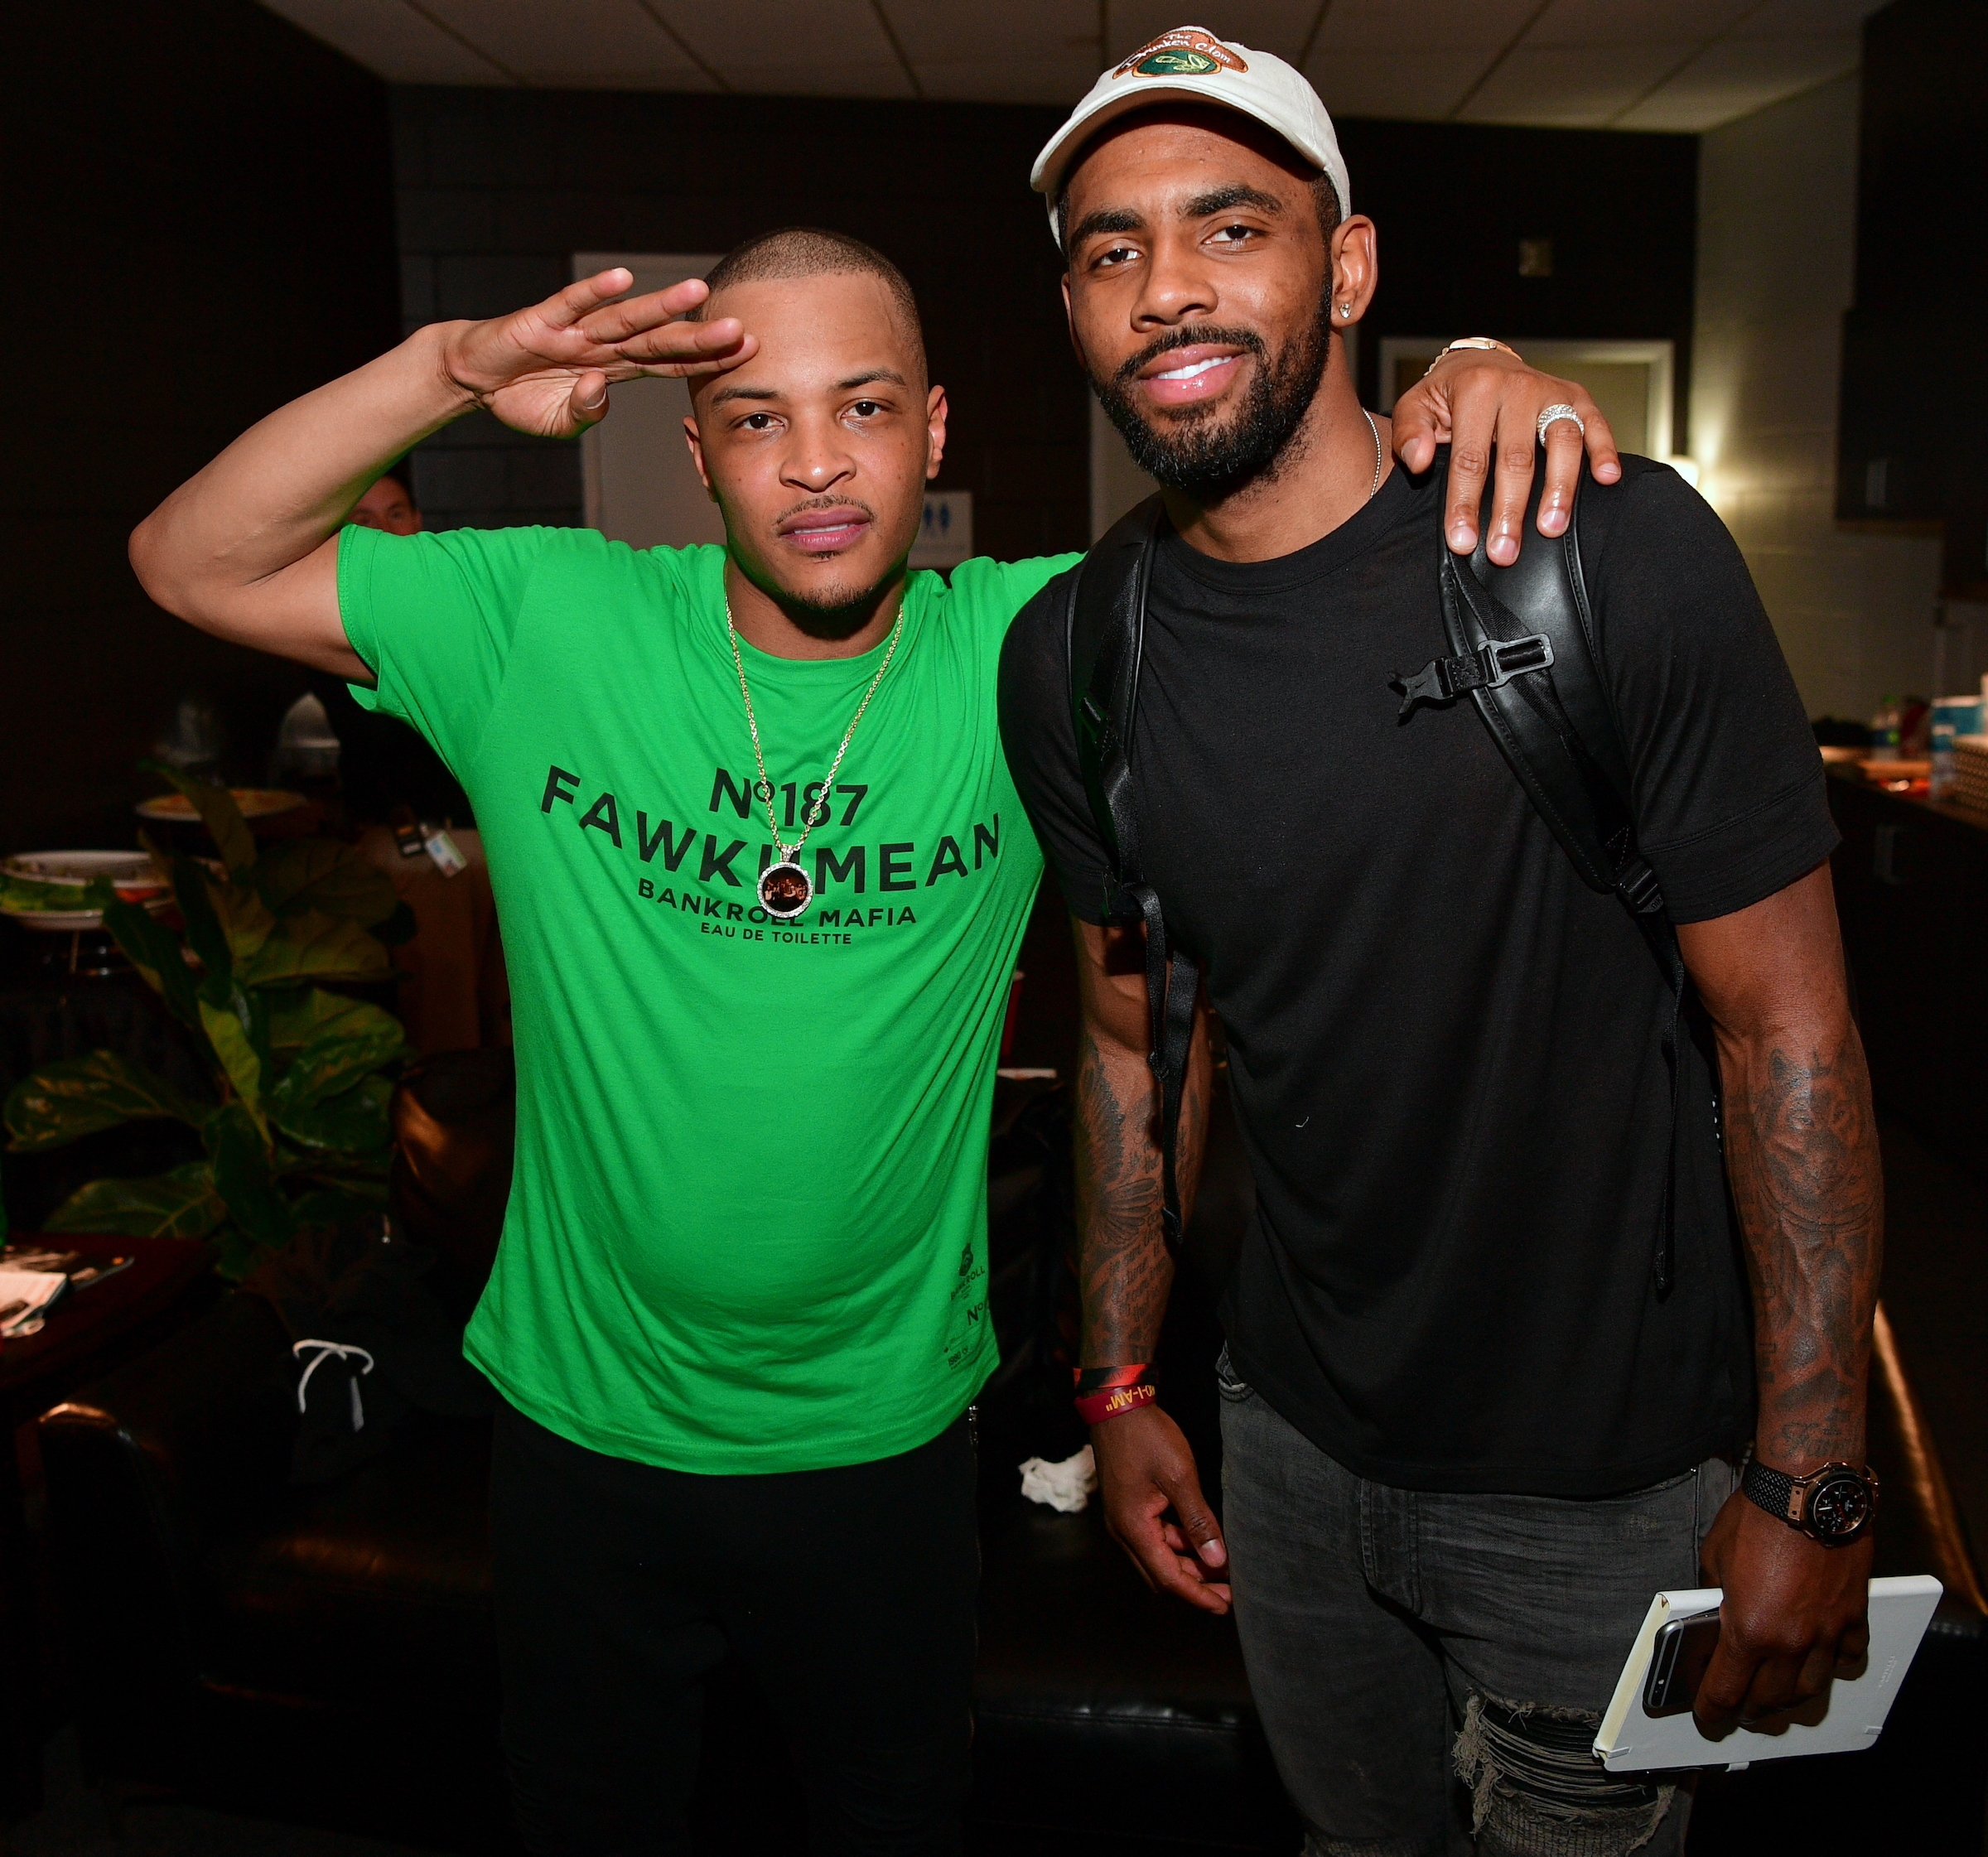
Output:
top-left (1092, 303), bottom-right (1335, 499)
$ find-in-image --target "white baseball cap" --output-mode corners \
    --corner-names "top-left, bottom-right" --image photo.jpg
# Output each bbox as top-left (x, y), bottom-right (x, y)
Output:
top-left (1030, 26), bottom-right (1351, 244)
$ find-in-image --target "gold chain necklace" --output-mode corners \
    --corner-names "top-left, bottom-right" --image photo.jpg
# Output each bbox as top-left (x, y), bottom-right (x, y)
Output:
top-left (725, 596), bottom-right (908, 919)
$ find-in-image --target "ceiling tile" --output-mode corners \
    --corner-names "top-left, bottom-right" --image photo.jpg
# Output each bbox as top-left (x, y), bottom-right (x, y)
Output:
top-left (255, 0), bottom-right (1879, 124)
top-left (1305, 47), bottom-right (1493, 121)
top-left (1104, 1), bottom-right (1325, 64)
top-left (658, 0), bottom-right (915, 97)
top-left (1523, 0), bottom-right (1749, 49)
top-left (1735, 0), bottom-right (1887, 36)
top-left (1456, 41), bottom-right (1698, 125)
top-left (1614, 32), bottom-right (1860, 130)
top-left (1315, 0), bottom-right (1542, 55)
top-left (258, 0), bottom-right (507, 82)
top-left (878, 0), bottom-right (1100, 104)
top-left (421, 0), bottom-right (715, 87)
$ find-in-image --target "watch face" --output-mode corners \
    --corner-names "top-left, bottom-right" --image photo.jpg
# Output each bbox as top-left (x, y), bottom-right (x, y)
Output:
top-left (1809, 1473), bottom-right (1873, 1539)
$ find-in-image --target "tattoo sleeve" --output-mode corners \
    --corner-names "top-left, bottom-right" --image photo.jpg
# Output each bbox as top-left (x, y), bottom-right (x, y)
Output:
top-left (1718, 1018), bottom-right (1883, 1467)
top-left (1073, 966), bottom-right (1211, 1367)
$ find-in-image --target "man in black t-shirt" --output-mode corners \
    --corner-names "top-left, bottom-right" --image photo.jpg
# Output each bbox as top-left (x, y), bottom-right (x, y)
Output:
top-left (1000, 34), bottom-right (1880, 1857)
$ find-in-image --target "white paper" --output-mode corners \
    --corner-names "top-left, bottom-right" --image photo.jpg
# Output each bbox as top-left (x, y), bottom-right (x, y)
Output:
top-left (1595, 1575), bottom-right (1942, 1773)
top-left (1019, 1445), bottom-right (1097, 1513)
top-left (0, 1266), bottom-right (67, 1335)
top-left (422, 828), bottom-right (468, 877)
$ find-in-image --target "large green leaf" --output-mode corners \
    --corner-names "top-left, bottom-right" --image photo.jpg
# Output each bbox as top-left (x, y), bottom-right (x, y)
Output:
top-left (171, 859), bottom-right (234, 1006)
top-left (264, 987), bottom-right (403, 1054)
top-left (200, 997), bottom-right (267, 1122)
top-left (212, 878), bottom-right (276, 968)
top-left (46, 1161), bottom-right (224, 1240)
top-left (205, 1103), bottom-right (295, 1248)
top-left (256, 840), bottom-right (399, 927)
top-left (268, 1019), bottom-right (404, 1130)
top-left (239, 909), bottom-right (393, 987)
top-left (272, 1074), bottom-right (393, 1156)
top-left (5, 1051), bottom-right (206, 1152)
top-left (103, 899), bottom-right (205, 1038)
top-left (142, 761), bottom-right (255, 875)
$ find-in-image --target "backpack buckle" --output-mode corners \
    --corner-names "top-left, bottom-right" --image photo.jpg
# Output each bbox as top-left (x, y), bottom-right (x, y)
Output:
top-left (1392, 633), bottom-right (1556, 720)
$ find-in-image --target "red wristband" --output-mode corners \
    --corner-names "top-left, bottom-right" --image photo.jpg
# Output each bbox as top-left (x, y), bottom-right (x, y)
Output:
top-left (1074, 1364), bottom-right (1158, 1425)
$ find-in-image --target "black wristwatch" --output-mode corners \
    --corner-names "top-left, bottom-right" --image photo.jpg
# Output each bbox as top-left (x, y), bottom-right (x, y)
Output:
top-left (1741, 1455), bottom-right (1879, 1546)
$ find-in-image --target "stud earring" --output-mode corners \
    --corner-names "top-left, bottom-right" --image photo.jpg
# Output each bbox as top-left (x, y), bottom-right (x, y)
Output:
top-left (1339, 303), bottom-right (1352, 318)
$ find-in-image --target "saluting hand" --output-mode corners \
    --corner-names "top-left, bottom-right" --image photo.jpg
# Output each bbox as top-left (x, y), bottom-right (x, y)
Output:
top-left (438, 268), bottom-right (757, 441)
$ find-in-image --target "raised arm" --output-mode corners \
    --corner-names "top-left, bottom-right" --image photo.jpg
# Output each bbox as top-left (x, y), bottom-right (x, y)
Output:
top-left (128, 270), bottom-right (754, 678)
top-left (1680, 864), bottom-right (1883, 1731)
top-left (1072, 916), bottom-right (1227, 1613)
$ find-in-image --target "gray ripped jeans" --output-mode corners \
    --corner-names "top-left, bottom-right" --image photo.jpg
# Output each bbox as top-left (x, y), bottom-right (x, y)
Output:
top-left (1218, 1350), bottom-right (1737, 1857)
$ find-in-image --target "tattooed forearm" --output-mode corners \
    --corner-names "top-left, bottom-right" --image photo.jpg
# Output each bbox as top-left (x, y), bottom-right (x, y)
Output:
top-left (1074, 1017), bottom-right (1174, 1364)
top-left (1719, 1020), bottom-right (1883, 1468)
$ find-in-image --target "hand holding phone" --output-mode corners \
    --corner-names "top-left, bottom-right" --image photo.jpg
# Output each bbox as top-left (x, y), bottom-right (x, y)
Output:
top-left (1643, 1607), bottom-right (1721, 1716)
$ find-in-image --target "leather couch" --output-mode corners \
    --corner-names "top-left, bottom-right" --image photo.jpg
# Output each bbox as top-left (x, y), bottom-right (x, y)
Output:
top-left (36, 1058), bottom-right (1988, 1853)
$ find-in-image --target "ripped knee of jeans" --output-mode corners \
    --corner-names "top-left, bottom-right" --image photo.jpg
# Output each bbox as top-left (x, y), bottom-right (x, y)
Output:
top-left (1453, 1691), bottom-right (1674, 1857)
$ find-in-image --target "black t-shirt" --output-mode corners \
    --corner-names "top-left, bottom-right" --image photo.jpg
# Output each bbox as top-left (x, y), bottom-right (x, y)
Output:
top-left (999, 457), bottom-right (1837, 1498)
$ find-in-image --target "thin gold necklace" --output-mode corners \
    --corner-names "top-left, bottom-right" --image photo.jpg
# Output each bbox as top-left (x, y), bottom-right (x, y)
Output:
top-left (724, 596), bottom-right (908, 920)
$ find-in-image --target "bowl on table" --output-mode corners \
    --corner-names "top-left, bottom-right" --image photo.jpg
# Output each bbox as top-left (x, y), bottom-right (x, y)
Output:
top-left (134, 788), bottom-right (305, 825)
top-left (0, 851), bottom-right (171, 933)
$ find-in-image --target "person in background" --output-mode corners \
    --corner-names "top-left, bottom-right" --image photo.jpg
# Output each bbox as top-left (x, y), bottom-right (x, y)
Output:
top-left (309, 468), bottom-right (508, 1053)
top-left (1000, 31), bottom-right (1879, 1857)
top-left (314, 468), bottom-right (475, 830)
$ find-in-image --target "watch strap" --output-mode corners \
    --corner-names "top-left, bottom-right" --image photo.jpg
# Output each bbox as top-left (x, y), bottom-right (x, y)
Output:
top-left (1742, 1455), bottom-right (1802, 1524)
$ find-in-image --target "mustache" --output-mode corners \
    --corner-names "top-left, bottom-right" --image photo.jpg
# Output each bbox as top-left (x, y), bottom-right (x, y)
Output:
top-left (773, 494), bottom-right (879, 529)
top-left (1115, 324), bottom-right (1268, 388)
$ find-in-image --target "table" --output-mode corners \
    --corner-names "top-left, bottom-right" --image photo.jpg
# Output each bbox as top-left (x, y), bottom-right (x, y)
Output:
top-left (1826, 769), bottom-right (1988, 1181)
top-left (0, 1233), bottom-right (215, 1821)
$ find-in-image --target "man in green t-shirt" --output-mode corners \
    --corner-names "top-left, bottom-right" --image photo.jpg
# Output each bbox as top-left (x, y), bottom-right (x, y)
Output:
top-left (131, 224), bottom-right (1611, 1850)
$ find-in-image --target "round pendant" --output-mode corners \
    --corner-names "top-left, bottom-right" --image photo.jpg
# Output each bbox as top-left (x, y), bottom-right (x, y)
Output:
top-left (759, 861), bottom-right (813, 919)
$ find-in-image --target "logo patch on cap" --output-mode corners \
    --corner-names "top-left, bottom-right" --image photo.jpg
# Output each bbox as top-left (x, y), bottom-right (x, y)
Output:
top-left (1114, 27), bottom-right (1247, 80)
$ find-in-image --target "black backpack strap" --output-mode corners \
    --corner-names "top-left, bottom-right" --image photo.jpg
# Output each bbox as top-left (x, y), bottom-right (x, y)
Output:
top-left (1396, 453), bottom-right (1689, 1295)
top-left (1067, 496), bottom-right (1199, 1250)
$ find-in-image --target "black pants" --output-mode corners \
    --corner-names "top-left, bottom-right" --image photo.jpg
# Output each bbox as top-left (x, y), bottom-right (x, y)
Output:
top-left (489, 1398), bottom-right (979, 1856)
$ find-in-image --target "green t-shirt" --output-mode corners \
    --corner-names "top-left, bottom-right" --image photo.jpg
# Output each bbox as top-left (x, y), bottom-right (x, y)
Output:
top-left (340, 526), bottom-right (1078, 1474)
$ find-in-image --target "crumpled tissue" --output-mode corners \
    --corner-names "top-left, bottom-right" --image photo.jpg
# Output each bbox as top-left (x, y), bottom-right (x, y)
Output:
top-left (1018, 1445), bottom-right (1097, 1513)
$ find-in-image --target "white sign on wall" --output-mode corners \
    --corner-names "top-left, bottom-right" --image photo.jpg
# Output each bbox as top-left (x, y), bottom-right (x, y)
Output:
top-left (910, 490), bottom-right (973, 569)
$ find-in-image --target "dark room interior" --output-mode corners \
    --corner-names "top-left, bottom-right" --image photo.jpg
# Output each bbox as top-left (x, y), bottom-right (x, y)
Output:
top-left (2, 2), bottom-right (1985, 1853)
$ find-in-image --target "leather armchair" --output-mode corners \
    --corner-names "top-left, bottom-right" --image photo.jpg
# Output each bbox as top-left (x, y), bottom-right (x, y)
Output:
top-left (36, 1065), bottom-right (1987, 1853)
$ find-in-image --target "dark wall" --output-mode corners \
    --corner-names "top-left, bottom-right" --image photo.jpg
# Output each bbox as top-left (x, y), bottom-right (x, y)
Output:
top-left (2, 1), bottom-right (400, 853)
top-left (392, 89), bottom-right (1697, 546)
top-left (1837, 0), bottom-right (1988, 593)
top-left (1337, 119), bottom-right (1698, 446)
top-left (391, 89), bottom-right (1085, 560)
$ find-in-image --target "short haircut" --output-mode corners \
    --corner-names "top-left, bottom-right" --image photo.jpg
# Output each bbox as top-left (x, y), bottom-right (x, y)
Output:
top-left (374, 465), bottom-right (415, 503)
top-left (695, 227), bottom-right (925, 373)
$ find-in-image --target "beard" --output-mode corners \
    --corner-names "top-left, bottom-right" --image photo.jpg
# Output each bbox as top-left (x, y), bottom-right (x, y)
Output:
top-left (1091, 302), bottom-right (1336, 499)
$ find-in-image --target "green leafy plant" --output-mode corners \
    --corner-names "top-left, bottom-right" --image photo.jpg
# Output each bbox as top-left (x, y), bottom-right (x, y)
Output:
top-left (3, 773), bottom-right (412, 1277)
